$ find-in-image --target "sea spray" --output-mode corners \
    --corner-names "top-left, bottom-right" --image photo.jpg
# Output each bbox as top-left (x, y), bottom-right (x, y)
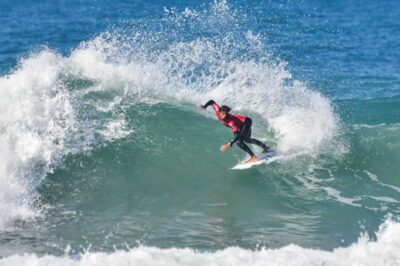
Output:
top-left (0, 51), bottom-right (70, 228)
top-left (69, 28), bottom-right (342, 155)
top-left (0, 50), bottom-right (132, 229)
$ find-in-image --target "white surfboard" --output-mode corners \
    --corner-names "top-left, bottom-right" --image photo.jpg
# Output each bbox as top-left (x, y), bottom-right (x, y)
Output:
top-left (231, 150), bottom-right (276, 170)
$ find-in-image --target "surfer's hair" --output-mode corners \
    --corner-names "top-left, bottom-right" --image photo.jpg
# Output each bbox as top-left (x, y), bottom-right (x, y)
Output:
top-left (219, 105), bottom-right (231, 113)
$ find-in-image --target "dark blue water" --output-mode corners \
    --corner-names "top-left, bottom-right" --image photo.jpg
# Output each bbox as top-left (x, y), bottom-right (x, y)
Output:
top-left (2, 0), bottom-right (399, 100)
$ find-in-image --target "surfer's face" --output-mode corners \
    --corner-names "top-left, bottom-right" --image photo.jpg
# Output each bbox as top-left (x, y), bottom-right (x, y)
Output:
top-left (220, 111), bottom-right (228, 120)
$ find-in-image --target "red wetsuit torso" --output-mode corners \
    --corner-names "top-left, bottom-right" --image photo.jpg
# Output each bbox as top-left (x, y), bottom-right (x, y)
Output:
top-left (212, 103), bottom-right (246, 133)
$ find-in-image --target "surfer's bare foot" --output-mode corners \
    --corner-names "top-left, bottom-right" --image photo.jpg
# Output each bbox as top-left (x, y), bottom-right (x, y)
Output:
top-left (262, 146), bottom-right (271, 153)
top-left (246, 156), bottom-right (258, 163)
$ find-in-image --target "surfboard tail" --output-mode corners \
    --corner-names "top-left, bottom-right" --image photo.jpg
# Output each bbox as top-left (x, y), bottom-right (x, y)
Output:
top-left (231, 150), bottom-right (276, 170)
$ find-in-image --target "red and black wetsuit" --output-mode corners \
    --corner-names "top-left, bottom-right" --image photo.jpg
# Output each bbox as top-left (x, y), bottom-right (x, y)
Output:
top-left (203, 100), bottom-right (269, 157)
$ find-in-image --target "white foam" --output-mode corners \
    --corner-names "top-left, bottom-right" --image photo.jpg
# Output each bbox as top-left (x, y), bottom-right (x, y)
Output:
top-left (0, 50), bottom-right (73, 228)
top-left (67, 31), bottom-right (342, 157)
top-left (364, 170), bottom-right (400, 193)
top-left (322, 187), bottom-right (362, 207)
top-left (369, 196), bottom-right (398, 204)
top-left (0, 49), bottom-right (133, 229)
top-left (1, 219), bottom-right (400, 266)
top-left (364, 170), bottom-right (379, 182)
top-left (100, 119), bottom-right (132, 142)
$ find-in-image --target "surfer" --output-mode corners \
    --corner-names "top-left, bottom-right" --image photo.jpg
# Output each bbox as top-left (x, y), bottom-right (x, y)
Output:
top-left (200, 100), bottom-right (270, 163)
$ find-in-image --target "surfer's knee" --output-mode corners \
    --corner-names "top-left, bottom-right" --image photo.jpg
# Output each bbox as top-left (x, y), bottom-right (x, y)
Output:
top-left (237, 140), bottom-right (244, 147)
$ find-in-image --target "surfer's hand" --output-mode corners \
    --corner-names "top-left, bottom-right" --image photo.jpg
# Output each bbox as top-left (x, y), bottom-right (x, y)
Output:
top-left (199, 104), bottom-right (206, 109)
top-left (220, 143), bottom-right (230, 152)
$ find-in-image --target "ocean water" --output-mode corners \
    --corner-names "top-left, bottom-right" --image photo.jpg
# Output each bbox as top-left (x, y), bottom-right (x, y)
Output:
top-left (0, 0), bottom-right (400, 265)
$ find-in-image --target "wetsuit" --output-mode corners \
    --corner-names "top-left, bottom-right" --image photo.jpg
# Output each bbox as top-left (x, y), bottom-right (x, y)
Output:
top-left (203, 100), bottom-right (269, 157)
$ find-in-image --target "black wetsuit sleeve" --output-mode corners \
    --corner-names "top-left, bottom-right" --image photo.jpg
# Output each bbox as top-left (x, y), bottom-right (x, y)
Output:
top-left (229, 133), bottom-right (240, 147)
top-left (203, 100), bottom-right (215, 109)
top-left (229, 124), bottom-right (245, 146)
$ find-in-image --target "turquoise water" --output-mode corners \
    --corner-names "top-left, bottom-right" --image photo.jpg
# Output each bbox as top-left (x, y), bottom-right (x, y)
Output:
top-left (0, 0), bottom-right (400, 265)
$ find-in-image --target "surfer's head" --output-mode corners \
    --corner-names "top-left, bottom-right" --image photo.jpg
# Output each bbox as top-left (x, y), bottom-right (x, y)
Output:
top-left (219, 105), bottom-right (231, 119)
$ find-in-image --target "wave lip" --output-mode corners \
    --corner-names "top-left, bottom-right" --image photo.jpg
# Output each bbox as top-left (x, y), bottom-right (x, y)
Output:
top-left (68, 28), bottom-right (343, 156)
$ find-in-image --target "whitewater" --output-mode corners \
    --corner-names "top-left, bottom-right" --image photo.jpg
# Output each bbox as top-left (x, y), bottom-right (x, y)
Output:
top-left (1, 0), bottom-right (399, 265)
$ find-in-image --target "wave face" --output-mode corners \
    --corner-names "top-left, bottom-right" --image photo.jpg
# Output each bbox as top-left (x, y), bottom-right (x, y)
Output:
top-left (1, 0), bottom-right (400, 265)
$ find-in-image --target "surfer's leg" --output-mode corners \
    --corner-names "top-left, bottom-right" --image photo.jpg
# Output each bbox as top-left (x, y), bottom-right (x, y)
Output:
top-left (247, 138), bottom-right (271, 152)
top-left (243, 123), bottom-right (270, 152)
top-left (237, 140), bottom-right (256, 157)
top-left (234, 118), bottom-right (258, 162)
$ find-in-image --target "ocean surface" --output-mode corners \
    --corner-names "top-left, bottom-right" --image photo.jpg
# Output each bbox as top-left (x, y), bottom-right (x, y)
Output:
top-left (0, 0), bottom-right (400, 265)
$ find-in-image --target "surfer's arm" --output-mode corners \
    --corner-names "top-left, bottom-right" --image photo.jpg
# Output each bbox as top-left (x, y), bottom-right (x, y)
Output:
top-left (229, 133), bottom-right (240, 147)
top-left (201, 100), bottom-right (223, 119)
top-left (201, 100), bottom-right (216, 109)
top-left (229, 122), bottom-right (246, 146)
top-left (221, 133), bottom-right (238, 152)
